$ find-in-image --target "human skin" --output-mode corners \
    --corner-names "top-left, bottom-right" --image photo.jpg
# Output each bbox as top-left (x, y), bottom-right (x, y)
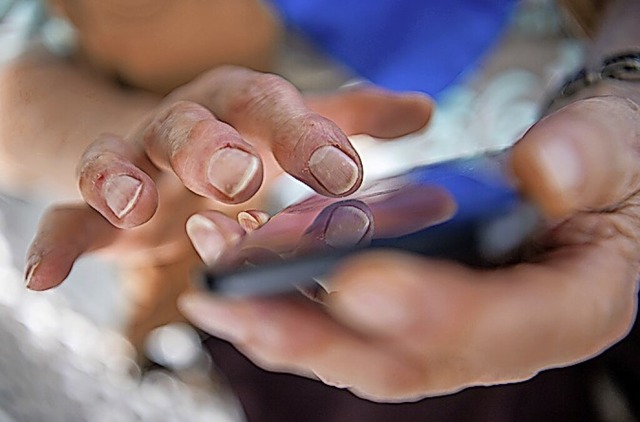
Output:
top-left (13, 0), bottom-right (640, 400)
top-left (180, 95), bottom-right (640, 400)
top-left (0, 0), bottom-right (432, 348)
top-left (46, 0), bottom-right (284, 93)
top-left (174, 0), bottom-right (640, 401)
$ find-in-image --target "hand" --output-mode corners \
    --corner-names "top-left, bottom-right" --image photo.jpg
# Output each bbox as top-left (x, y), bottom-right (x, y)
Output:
top-left (24, 66), bottom-right (432, 292)
top-left (178, 95), bottom-right (640, 401)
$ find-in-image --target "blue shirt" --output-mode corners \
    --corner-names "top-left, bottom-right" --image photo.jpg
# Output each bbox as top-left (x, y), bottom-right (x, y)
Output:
top-left (268, 0), bottom-right (516, 97)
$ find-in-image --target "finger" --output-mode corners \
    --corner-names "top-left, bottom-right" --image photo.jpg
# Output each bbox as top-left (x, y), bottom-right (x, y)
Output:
top-left (178, 293), bottom-right (425, 401)
top-left (78, 133), bottom-right (159, 229)
top-left (365, 183), bottom-right (457, 238)
top-left (186, 211), bottom-right (246, 267)
top-left (326, 244), bottom-right (638, 391)
top-left (511, 96), bottom-right (640, 218)
top-left (305, 87), bottom-right (433, 139)
top-left (190, 67), bottom-right (363, 197)
top-left (139, 100), bottom-right (263, 204)
top-left (25, 204), bottom-right (119, 291)
top-left (295, 200), bottom-right (374, 254)
top-left (237, 209), bottom-right (270, 232)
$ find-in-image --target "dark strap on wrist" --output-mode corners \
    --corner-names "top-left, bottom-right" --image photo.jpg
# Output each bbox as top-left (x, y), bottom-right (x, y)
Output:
top-left (545, 52), bottom-right (640, 111)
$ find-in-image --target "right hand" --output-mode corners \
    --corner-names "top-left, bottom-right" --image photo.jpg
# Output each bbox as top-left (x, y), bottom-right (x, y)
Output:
top-left (179, 95), bottom-right (640, 401)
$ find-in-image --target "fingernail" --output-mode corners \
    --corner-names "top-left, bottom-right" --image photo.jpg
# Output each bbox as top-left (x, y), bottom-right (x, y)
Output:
top-left (537, 140), bottom-right (584, 197)
top-left (208, 148), bottom-right (260, 199)
top-left (103, 175), bottom-right (143, 219)
top-left (334, 279), bottom-right (411, 333)
top-left (186, 215), bottom-right (227, 266)
top-left (237, 210), bottom-right (270, 232)
top-left (325, 206), bottom-right (371, 248)
top-left (24, 258), bottom-right (40, 289)
top-left (178, 294), bottom-right (248, 343)
top-left (309, 146), bottom-right (359, 195)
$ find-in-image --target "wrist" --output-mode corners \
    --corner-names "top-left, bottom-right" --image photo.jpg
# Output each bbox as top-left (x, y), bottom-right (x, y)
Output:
top-left (544, 52), bottom-right (640, 113)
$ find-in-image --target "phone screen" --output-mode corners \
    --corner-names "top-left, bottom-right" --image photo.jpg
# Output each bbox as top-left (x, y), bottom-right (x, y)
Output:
top-left (202, 149), bottom-right (540, 297)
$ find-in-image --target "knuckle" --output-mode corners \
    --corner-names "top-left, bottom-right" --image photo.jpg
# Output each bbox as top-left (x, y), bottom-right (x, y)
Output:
top-left (162, 100), bottom-right (205, 118)
top-left (145, 100), bottom-right (208, 149)
top-left (272, 113), bottom-right (345, 161)
top-left (280, 113), bottom-right (319, 155)
top-left (167, 118), bottom-right (211, 170)
top-left (228, 72), bottom-right (293, 117)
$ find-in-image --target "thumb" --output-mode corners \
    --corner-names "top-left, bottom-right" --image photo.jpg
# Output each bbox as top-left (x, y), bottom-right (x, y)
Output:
top-left (511, 96), bottom-right (640, 218)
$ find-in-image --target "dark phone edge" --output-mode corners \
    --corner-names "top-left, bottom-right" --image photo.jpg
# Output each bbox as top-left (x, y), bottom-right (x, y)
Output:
top-left (202, 201), bottom-right (541, 298)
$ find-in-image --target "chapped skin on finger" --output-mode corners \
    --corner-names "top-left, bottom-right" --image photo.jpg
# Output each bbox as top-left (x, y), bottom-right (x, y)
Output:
top-left (76, 133), bottom-right (159, 227)
top-left (187, 68), bottom-right (363, 197)
top-left (272, 113), bottom-right (362, 196)
top-left (140, 99), bottom-right (264, 203)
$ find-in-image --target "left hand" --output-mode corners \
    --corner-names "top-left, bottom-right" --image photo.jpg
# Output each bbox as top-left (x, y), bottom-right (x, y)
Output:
top-left (24, 83), bottom-right (432, 291)
top-left (179, 95), bottom-right (640, 401)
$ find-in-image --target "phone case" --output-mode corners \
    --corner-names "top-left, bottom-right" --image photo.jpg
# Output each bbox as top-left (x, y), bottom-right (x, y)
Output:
top-left (202, 149), bottom-right (541, 297)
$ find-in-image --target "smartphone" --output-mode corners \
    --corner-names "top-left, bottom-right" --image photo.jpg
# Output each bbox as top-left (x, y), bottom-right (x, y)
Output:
top-left (201, 148), bottom-right (541, 297)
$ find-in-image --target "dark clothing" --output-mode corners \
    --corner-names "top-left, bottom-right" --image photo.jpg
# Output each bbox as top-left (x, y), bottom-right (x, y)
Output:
top-left (204, 309), bottom-right (639, 422)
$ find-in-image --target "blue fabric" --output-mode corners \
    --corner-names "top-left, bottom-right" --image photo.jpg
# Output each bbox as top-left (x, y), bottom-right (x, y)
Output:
top-left (268, 0), bottom-right (517, 97)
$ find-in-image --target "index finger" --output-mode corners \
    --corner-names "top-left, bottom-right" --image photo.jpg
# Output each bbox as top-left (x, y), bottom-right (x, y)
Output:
top-left (326, 235), bottom-right (638, 393)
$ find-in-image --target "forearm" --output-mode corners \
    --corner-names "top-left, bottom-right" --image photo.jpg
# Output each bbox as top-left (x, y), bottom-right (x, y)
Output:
top-left (0, 45), bottom-right (159, 199)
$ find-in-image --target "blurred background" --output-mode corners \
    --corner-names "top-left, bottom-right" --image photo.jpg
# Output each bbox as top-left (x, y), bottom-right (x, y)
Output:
top-left (0, 0), bottom-right (594, 421)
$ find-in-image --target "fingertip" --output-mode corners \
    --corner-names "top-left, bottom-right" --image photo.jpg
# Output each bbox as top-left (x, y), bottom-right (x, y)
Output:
top-left (323, 204), bottom-right (373, 249)
top-left (308, 144), bottom-right (362, 197)
top-left (26, 205), bottom-right (119, 291)
top-left (24, 252), bottom-right (74, 291)
top-left (206, 148), bottom-right (264, 204)
top-left (100, 173), bottom-right (159, 228)
top-left (186, 211), bottom-right (245, 266)
top-left (511, 133), bottom-right (584, 218)
top-left (272, 113), bottom-right (363, 197)
top-left (511, 96), bottom-right (638, 218)
top-left (237, 209), bottom-right (270, 232)
top-left (186, 215), bottom-right (228, 267)
top-left (143, 103), bottom-right (265, 205)
top-left (24, 258), bottom-right (41, 290)
top-left (78, 136), bottom-right (159, 229)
